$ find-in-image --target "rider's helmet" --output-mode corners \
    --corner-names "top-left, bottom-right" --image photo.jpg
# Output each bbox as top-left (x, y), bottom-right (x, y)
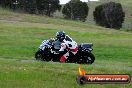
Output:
top-left (56, 31), bottom-right (66, 42)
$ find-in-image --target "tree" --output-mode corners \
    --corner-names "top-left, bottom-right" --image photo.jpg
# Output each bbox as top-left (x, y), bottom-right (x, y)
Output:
top-left (0, 0), bottom-right (1, 6)
top-left (62, 0), bottom-right (89, 22)
top-left (18, 0), bottom-right (36, 13)
top-left (93, 2), bottom-right (125, 29)
top-left (0, 0), bottom-right (12, 8)
top-left (36, 0), bottom-right (61, 16)
top-left (0, 0), bottom-right (61, 15)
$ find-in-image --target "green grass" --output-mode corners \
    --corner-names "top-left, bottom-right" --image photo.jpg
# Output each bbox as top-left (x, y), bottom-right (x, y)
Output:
top-left (0, 8), bottom-right (132, 88)
top-left (0, 58), bottom-right (131, 88)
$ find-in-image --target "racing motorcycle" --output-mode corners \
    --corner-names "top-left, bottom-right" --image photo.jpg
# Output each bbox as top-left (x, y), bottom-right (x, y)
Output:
top-left (35, 39), bottom-right (95, 64)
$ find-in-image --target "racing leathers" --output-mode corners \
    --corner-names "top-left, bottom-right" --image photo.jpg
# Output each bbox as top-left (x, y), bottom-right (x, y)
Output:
top-left (59, 35), bottom-right (78, 62)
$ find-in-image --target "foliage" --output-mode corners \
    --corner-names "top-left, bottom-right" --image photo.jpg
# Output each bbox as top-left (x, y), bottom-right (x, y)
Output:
top-left (36, 0), bottom-right (61, 16)
top-left (93, 2), bottom-right (125, 29)
top-left (0, 0), bottom-right (61, 16)
top-left (62, 0), bottom-right (89, 22)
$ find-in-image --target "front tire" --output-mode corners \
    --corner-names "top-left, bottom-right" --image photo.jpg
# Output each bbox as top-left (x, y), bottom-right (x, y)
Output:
top-left (35, 50), bottom-right (44, 61)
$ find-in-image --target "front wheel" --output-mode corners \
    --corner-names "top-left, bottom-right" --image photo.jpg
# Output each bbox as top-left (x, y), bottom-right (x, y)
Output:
top-left (35, 50), bottom-right (44, 61)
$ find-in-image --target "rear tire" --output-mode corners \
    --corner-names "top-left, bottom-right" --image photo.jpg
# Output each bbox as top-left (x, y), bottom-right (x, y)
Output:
top-left (84, 53), bottom-right (95, 64)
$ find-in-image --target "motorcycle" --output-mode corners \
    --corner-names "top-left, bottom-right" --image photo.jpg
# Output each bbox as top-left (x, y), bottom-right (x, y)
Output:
top-left (35, 39), bottom-right (95, 64)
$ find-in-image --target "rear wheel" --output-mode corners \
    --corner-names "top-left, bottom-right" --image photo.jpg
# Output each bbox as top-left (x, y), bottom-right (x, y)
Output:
top-left (84, 53), bottom-right (95, 64)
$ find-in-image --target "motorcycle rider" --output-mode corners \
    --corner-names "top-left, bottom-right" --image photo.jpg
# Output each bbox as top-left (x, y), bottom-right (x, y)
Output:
top-left (56, 31), bottom-right (78, 62)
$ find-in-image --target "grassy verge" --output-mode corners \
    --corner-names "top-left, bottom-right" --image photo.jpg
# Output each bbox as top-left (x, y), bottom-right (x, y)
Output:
top-left (0, 58), bottom-right (131, 88)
